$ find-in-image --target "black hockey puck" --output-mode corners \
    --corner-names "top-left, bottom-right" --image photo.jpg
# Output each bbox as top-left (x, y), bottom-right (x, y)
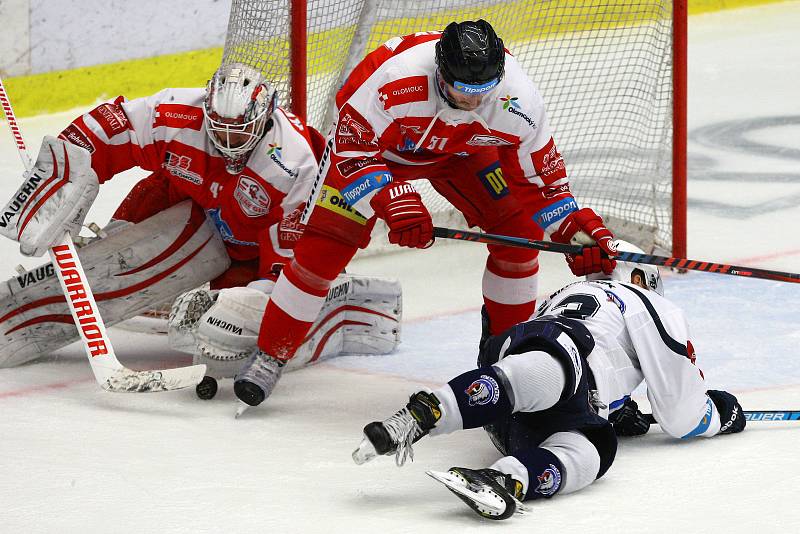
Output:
top-left (196, 375), bottom-right (218, 400)
top-left (234, 379), bottom-right (266, 406)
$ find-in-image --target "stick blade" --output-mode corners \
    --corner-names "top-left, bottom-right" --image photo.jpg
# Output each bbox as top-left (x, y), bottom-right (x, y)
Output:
top-left (101, 364), bottom-right (206, 392)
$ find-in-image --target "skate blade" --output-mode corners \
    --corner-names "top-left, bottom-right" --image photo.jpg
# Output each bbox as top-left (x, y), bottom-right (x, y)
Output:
top-left (234, 402), bottom-right (250, 419)
top-left (426, 470), bottom-right (507, 513)
top-left (352, 436), bottom-right (378, 465)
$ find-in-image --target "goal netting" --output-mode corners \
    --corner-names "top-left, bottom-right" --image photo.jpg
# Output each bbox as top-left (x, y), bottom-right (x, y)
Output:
top-left (222, 0), bottom-right (679, 254)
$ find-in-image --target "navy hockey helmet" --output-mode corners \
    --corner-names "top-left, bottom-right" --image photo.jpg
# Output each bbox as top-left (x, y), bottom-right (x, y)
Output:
top-left (435, 20), bottom-right (505, 95)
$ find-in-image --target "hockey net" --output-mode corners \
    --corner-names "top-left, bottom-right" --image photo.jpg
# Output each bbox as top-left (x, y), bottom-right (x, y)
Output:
top-left (222, 0), bottom-right (681, 255)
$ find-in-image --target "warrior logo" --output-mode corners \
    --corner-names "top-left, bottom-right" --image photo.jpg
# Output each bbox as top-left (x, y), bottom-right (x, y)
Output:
top-left (465, 375), bottom-right (500, 406)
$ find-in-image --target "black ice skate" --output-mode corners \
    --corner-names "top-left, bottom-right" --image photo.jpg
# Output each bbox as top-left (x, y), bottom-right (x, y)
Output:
top-left (426, 467), bottom-right (526, 520)
top-left (352, 391), bottom-right (442, 466)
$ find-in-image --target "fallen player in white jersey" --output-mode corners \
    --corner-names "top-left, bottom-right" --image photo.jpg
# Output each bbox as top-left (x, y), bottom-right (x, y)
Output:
top-left (351, 240), bottom-right (745, 520)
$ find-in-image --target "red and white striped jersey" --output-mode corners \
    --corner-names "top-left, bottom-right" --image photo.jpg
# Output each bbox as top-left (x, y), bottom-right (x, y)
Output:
top-left (325, 32), bottom-right (575, 232)
top-left (58, 88), bottom-right (318, 262)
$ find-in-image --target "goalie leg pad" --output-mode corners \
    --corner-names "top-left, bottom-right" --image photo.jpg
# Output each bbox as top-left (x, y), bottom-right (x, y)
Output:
top-left (187, 273), bottom-right (402, 379)
top-left (0, 200), bottom-right (230, 368)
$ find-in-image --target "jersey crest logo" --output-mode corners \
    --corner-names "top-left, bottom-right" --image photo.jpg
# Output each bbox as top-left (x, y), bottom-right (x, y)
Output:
top-left (234, 175), bottom-right (271, 217)
top-left (535, 464), bottom-right (562, 496)
top-left (465, 375), bottom-right (500, 406)
top-left (531, 138), bottom-right (567, 185)
top-left (336, 105), bottom-right (377, 152)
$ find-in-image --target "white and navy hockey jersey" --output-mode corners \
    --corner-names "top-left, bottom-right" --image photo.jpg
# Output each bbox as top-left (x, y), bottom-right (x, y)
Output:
top-left (534, 280), bottom-right (721, 438)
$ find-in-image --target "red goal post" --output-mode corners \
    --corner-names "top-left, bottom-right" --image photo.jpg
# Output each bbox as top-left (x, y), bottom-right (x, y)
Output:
top-left (222, 0), bottom-right (687, 257)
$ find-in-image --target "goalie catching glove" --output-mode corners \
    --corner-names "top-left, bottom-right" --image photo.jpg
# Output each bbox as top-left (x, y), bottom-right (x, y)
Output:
top-left (0, 136), bottom-right (99, 257)
top-left (370, 181), bottom-right (434, 249)
top-left (550, 207), bottom-right (616, 276)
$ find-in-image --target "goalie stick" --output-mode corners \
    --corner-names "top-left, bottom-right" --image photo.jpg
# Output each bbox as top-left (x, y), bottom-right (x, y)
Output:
top-left (433, 227), bottom-right (800, 284)
top-left (0, 76), bottom-right (205, 392)
top-left (645, 411), bottom-right (800, 424)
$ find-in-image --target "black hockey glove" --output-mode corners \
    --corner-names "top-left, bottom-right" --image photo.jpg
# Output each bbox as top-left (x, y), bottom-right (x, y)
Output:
top-left (707, 390), bottom-right (746, 434)
top-left (609, 398), bottom-right (651, 437)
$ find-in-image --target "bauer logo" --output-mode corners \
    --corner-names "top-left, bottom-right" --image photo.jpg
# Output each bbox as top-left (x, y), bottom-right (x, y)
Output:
top-left (477, 161), bottom-right (509, 199)
top-left (340, 171), bottom-right (391, 204)
top-left (465, 375), bottom-right (500, 406)
top-left (533, 197), bottom-right (578, 229)
top-left (535, 464), bottom-right (562, 496)
top-left (234, 176), bottom-right (271, 217)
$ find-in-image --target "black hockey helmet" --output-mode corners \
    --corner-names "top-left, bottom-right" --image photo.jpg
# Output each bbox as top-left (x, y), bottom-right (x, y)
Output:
top-left (435, 20), bottom-right (505, 93)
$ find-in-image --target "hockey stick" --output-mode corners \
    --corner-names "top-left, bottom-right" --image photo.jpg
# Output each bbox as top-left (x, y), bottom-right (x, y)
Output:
top-left (0, 76), bottom-right (205, 392)
top-left (433, 227), bottom-right (800, 284)
top-left (645, 412), bottom-right (800, 424)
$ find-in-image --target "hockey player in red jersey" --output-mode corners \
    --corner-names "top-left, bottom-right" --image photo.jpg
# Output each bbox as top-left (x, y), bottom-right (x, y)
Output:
top-left (1, 62), bottom-right (320, 289)
top-left (352, 241), bottom-right (745, 520)
top-left (233, 20), bottom-right (618, 411)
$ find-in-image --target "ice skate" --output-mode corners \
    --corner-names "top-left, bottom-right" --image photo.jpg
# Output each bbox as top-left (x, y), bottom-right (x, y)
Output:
top-left (352, 391), bottom-right (441, 466)
top-left (426, 467), bottom-right (526, 520)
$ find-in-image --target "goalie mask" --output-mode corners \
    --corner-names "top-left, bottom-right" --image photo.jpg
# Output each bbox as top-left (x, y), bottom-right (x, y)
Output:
top-left (587, 239), bottom-right (664, 296)
top-left (204, 63), bottom-right (277, 174)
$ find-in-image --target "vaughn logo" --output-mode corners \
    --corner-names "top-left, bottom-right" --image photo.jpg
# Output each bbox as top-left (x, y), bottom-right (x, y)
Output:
top-left (0, 172), bottom-right (44, 229)
top-left (500, 95), bottom-right (536, 129)
top-left (163, 152), bottom-right (202, 185)
top-left (15, 264), bottom-right (55, 289)
top-left (205, 315), bottom-right (243, 335)
top-left (326, 281), bottom-right (350, 302)
top-left (267, 144), bottom-right (298, 178)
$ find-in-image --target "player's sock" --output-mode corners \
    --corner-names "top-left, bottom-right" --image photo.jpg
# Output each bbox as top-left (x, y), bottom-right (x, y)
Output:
top-left (482, 256), bottom-right (539, 335)
top-left (505, 447), bottom-right (566, 501)
top-left (352, 391), bottom-right (442, 466)
top-left (445, 366), bottom-right (514, 429)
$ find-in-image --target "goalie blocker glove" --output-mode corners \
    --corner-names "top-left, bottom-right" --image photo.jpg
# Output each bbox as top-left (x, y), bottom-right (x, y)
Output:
top-left (370, 181), bottom-right (434, 249)
top-left (0, 136), bottom-right (99, 257)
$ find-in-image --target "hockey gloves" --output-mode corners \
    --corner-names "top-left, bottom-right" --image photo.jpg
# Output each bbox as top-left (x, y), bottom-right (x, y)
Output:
top-left (551, 207), bottom-right (616, 276)
top-left (707, 390), bottom-right (746, 434)
top-left (370, 181), bottom-right (434, 249)
top-left (0, 136), bottom-right (99, 257)
top-left (609, 397), bottom-right (651, 437)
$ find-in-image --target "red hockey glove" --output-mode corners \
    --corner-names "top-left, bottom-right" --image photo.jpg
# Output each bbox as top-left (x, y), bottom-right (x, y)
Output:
top-left (551, 207), bottom-right (617, 276)
top-left (370, 181), bottom-right (434, 249)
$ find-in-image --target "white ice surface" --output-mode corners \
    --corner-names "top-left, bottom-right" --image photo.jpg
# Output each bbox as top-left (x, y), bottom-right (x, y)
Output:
top-left (1, 3), bottom-right (800, 533)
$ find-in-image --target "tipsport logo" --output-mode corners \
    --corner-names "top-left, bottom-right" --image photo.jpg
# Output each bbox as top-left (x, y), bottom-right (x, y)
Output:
top-left (499, 95), bottom-right (536, 128)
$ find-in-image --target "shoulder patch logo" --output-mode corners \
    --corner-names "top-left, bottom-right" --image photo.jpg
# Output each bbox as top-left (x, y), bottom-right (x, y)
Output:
top-left (378, 76), bottom-right (429, 110)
